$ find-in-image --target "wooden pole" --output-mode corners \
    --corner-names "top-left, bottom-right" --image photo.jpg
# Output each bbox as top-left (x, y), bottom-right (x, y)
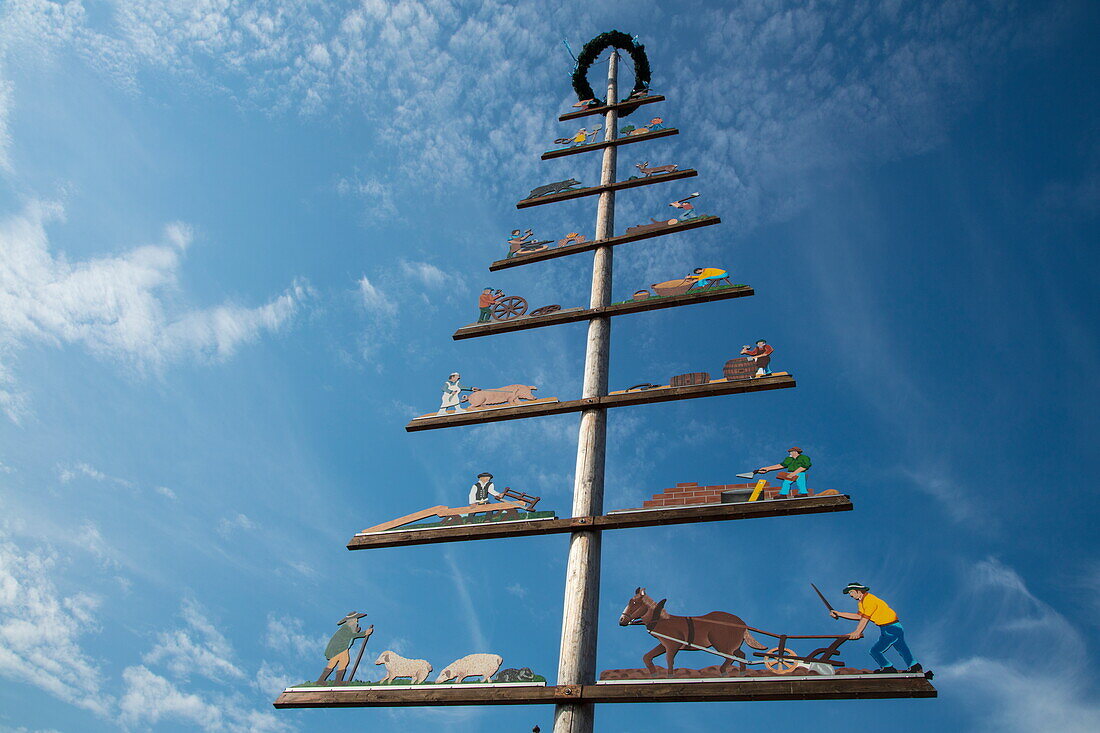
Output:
top-left (554, 50), bottom-right (618, 733)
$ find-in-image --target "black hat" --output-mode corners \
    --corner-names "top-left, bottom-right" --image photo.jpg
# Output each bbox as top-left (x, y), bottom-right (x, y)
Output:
top-left (841, 582), bottom-right (870, 595)
top-left (477, 472), bottom-right (493, 479)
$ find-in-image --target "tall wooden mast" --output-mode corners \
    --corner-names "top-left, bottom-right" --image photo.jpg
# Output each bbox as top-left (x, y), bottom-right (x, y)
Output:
top-left (554, 50), bottom-right (618, 733)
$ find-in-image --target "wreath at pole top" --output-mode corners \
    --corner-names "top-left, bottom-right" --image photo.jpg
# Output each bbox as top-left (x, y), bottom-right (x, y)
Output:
top-left (571, 30), bottom-right (652, 117)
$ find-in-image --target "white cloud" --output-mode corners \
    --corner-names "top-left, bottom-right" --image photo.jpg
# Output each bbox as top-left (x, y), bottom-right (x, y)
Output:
top-left (57, 462), bottom-right (109, 484)
top-left (154, 485), bottom-right (177, 500)
top-left (264, 614), bottom-right (322, 659)
top-left (0, 200), bottom-right (308, 416)
top-left (119, 666), bottom-right (223, 731)
top-left (142, 598), bottom-right (245, 683)
top-left (399, 260), bottom-right (455, 291)
top-left (357, 275), bottom-right (395, 318)
top-left (119, 666), bottom-right (291, 733)
top-left (336, 174), bottom-right (398, 220)
top-left (935, 558), bottom-right (1100, 732)
top-left (0, 534), bottom-right (111, 716)
top-left (216, 513), bottom-right (256, 538)
top-left (0, 77), bottom-right (12, 173)
top-left (0, 460), bottom-right (14, 473)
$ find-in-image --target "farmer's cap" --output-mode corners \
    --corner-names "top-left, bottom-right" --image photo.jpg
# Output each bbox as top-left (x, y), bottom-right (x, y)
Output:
top-left (788, 447), bottom-right (803, 454)
top-left (477, 472), bottom-right (493, 479)
top-left (338, 612), bottom-right (368, 626)
top-left (841, 582), bottom-right (870, 595)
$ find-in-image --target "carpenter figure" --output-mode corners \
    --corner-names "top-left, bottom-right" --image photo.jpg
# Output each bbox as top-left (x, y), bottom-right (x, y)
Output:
top-left (469, 472), bottom-right (503, 505)
top-left (830, 582), bottom-right (922, 674)
top-left (318, 612), bottom-right (373, 682)
top-left (740, 339), bottom-right (773, 377)
top-left (756, 446), bottom-right (811, 498)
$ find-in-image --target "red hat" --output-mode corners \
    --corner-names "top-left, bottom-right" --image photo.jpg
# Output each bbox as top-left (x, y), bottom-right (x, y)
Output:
top-left (787, 446), bottom-right (803, 453)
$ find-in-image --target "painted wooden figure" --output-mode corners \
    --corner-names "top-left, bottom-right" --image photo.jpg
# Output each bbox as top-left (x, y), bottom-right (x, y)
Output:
top-left (469, 472), bottom-right (504, 504)
top-left (755, 446), bottom-right (811, 498)
top-left (740, 339), bottom-right (773, 377)
top-left (828, 582), bottom-right (923, 675)
top-left (318, 612), bottom-right (373, 682)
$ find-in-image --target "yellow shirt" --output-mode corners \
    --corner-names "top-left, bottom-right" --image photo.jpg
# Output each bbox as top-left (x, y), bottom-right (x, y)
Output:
top-left (858, 593), bottom-right (899, 626)
top-left (689, 268), bottom-right (726, 279)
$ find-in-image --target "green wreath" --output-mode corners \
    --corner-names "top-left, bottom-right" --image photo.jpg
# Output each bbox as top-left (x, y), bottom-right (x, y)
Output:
top-left (571, 30), bottom-right (652, 117)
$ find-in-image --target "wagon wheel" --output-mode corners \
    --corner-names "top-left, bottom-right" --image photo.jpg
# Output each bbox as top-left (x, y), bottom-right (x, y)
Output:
top-left (763, 647), bottom-right (802, 675)
top-left (492, 295), bottom-right (528, 320)
top-left (529, 305), bottom-right (562, 317)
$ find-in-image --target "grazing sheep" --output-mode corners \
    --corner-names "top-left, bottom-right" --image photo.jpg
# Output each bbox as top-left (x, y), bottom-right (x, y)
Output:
top-left (374, 650), bottom-right (433, 684)
top-left (435, 653), bottom-right (504, 684)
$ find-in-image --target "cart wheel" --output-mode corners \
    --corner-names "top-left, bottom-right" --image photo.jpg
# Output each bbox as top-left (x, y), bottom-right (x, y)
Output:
top-left (492, 296), bottom-right (528, 320)
top-left (763, 647), bottom-right (802, 675)
top-left (529, 305), bottom-right (562, 317)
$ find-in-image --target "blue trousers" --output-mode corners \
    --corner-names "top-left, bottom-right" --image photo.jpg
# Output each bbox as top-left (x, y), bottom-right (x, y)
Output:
top-left (779, 473), bottom-right (808, 496)
top-left (870, 622), bottom-right (916, 669)
top-left (692, 275), bottom-right (724, 288)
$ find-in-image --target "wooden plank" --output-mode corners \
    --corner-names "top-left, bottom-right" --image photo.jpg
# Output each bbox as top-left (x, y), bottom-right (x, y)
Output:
top-left (405, 375), bottom-right (795, 432)
top-left (559, 95), bottom-right (665, 121)
top-left (583, 675), bottom-right (938, 704)
top-left (516, 169), bottom-right (697, 209)
top-left (541, 128), bottom-right (678, 160)
top-left (272, 675), bottom-right (936, 708)
top-left (452, 285), bottom-right (754, 340)
top-left (346, 494), bottom-right (853, 550)
top-left (490, 216), bottom-right (721, 271)
top-left (274, 684), bottom-right (561, 709)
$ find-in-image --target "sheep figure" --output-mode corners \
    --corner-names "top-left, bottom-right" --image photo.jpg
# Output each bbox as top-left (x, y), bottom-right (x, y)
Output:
top-left (435, 653), bottom-right (504, 684)
top-left (374, 650), bottom-right (433, 684)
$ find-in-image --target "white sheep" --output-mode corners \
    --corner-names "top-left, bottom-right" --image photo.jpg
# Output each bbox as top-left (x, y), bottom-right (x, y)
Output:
top-left (435, 653), bottom-right (503, 684)
top-left (373, 650), bottom-right (433, 684)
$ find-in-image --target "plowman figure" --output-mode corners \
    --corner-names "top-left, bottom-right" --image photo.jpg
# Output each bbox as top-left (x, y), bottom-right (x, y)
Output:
top-left (318, 612), bottom-right (373, 683)
top-left (756, 446), bottom-right (811, 498)
top-left (831, 583), bottom-right (922, 674)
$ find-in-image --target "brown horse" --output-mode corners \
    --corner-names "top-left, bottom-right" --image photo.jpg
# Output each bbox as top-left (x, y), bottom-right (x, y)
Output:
top-left (618, 587), bottom-right (766, 676)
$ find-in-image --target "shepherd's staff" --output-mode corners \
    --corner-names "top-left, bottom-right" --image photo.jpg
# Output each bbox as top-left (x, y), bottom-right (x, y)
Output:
top-left (347, 630), bottom-right (371, 682)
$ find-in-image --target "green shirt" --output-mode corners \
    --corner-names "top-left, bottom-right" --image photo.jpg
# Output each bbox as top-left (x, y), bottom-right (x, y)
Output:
top-left (781, 454), bottom-right (811, 472)
top-left (324, 625), bottom-right (368, 659)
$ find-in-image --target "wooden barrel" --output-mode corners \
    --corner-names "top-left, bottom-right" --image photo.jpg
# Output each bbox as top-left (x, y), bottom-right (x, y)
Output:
top-left (723, 357), bottom-right (756, 380)
top-left (670, 372), bottom-right (710, 387)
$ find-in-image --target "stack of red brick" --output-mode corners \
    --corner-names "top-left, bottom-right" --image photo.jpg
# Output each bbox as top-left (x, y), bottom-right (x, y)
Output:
top-left (639, 481), bottom-right (789, 509)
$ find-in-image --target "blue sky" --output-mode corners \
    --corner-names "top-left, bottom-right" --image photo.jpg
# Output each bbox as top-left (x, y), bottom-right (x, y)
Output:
top-left (0, 0), bottom-right (1098, 731)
